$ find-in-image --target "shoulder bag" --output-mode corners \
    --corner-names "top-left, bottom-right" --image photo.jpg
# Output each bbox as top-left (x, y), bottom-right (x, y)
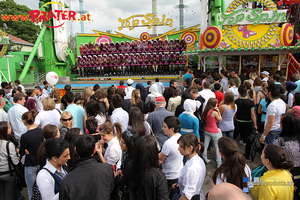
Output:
top-left (6, 141), bottom-right (26, 191)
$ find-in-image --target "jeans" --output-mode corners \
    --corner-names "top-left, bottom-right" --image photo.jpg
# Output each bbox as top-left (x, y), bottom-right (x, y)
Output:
top-left (222, 130), bottom-right (234, 138)
top-left (203, 131), bottom-right (221, 167)
top-left (265, 128), bottom-right (281, 145)
top-left (0, 173), bottom-right (16, 200)
top-left (25, 165), bottom-right (40, 199)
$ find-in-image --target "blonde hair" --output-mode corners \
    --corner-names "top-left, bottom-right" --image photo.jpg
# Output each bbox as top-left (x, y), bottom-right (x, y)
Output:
top-left (82, 87), bottom-right (94, 106)
top-left (250, 71), bottom-right (258, 81)
top-left (60, 111), bottom-right (74, 128)
top-left (261, 81), bottom-right (268, 93)
top-left (42, 97), bottom-right (55, 111)
top-left (131, 89), bottom-right (141, 106)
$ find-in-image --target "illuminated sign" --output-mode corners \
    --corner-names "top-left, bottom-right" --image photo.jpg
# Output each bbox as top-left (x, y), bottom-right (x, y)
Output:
top-left (219, 8), bottom-right (287, 26)
top-left (118, 13), bottom-right (173, 31)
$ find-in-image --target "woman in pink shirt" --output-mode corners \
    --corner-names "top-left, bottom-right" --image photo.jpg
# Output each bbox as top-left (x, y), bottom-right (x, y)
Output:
top-left (287, 93), bottom-right (300, 118)
top-left (201, 98), bottom-right (222, 167)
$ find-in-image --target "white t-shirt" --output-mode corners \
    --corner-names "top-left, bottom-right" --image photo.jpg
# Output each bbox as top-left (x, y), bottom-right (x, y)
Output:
top-left (215, 164), bottom-right (252, 185)
top-left (34, 109), bottom-right (61, 129)
top-left (226, 87), bottom-right (239, 100)
top-left (265, 99), bottom-right (286, 131)
top-left (124, 86), bottom-right (135, 100)
top-left (104, 137), bottom-right (122, 169)
top-left (161, 133), bottom-right (183, 180)
top-left (198, 89), bottom-right (216, 112)
top-left (95, 114), bottom-right (106, 126)
top-left (178, 155), bottom-right (206, 200)
top-left (0, 109), bottom-right (8, 122)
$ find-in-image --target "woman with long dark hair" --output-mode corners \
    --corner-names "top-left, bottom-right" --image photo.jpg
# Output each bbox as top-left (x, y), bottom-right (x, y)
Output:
top-left (20, 110), bottom-right (44, 199)
top-left (0, 122), bottom-right (19, 200)
top-left (36, 138), bottom-right (70, 200)
top-left (173, 133), bottom-right (206, 200)
top-left (175, 91), bottom-right (192, 117)
top-left (128, 107), bottom-right (148, 136)
top-left (219, 92), bottom-right (237, 138)
top-left (212, 137), bottom-right (251, 189)
top-left (85, 99), bottom-right (106, 132)
top-left (250, 144), bottom-right (294, 200)
top-left (37, 124), bottom-right (61, 168)
top-left (274, 113), bottom-right (300, 190)
top-left (129, 135), bottom-right (168, 199)
top-left (115, 129), bottom-right (140, 200)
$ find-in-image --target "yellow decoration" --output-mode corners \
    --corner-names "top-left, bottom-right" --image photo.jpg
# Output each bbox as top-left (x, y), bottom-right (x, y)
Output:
top-left (220, 0), bottom-right (281, 49)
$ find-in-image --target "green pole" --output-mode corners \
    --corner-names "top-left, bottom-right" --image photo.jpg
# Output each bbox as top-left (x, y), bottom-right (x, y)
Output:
top-left (19, 25), bottom-right (47, 80)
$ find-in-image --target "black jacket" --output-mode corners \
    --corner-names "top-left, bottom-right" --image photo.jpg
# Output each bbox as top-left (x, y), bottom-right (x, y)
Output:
top-left (59, 157), bottom-right (114, 200)
top-left (129, 167), bottom-right (169, 200)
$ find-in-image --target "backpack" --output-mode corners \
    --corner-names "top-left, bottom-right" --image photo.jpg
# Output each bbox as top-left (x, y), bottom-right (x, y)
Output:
top-left (195, 95), bottom-right (205, 119)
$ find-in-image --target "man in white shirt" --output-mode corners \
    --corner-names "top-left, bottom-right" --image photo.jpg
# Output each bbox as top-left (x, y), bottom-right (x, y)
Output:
top-left (260, 83), bottom-right (286, 145)
top-left (14, 79), bottom-right (25, 93)
top-left (155, 77), bottom-right (165, 94)
top-left (159, 116), bottom-right (183, 199)
top-left (34, 86), bottom-right (48, 112)
top-left (7, 93), bottom-right (28, 143)
top-left (0, 98), bottom-right (8, 122)
top-left (42, 80), bottom-right (51, 96)
top-left (198, 81), bottom-right (216, 113)
top-left (111, 94), bottom-right (129, 133)
top-left (124, 79), bottom-right (135, 101)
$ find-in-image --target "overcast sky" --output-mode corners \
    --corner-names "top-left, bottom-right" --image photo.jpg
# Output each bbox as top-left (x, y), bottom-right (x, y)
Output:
top-left (14, 0), bottom-right (231, 38)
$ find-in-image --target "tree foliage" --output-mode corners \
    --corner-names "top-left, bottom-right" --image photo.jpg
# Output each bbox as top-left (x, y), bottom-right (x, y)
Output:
top-left (68, 33), bottom-right (77, 56)
top-left (0, 0), bottom-right (41, 44)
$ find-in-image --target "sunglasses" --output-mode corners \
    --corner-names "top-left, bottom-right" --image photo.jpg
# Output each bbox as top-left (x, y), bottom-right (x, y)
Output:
top-left (62, 117), bottom-right (73, 122)
top-left (126, 130), bottom-right (134, 141)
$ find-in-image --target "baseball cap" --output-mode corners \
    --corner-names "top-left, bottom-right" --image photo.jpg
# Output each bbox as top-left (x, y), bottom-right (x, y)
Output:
top-left (155, 96), bottom-right (165, 102)
top-left (261, 71), bottom-right (269, 76)
top-left (127, 79), bottom-right (134, 85)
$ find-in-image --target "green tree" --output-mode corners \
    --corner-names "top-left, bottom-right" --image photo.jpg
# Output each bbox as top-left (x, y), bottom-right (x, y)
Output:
top-left (68, 33), bottom-right (77, 56)
top-left (0, 0), bottom-right (41, 44)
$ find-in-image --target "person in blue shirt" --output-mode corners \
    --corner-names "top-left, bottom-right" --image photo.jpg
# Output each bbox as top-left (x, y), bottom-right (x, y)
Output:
top-left (64, 91), bottom-right (86, 134)
top-left (178, 99), bottom-right (199, 140)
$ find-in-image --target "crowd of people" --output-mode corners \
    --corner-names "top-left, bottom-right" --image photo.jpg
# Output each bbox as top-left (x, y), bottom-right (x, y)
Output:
top-left (77, 39), bottom-right (187, 76)
top-left (0, 67), bottom-right (299, 200)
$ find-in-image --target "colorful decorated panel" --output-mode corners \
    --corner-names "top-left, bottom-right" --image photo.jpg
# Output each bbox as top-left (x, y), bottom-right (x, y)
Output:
top-left (201, 0), bottom-right (295, 50)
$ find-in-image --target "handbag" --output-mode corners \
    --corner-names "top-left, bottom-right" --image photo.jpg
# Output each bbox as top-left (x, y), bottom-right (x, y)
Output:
top-left (6, 141), bottom-right (27, 191)
top-left (31, 168), bottom-right (61, 200)
top-left (246, 129), bottom-right (262, 161)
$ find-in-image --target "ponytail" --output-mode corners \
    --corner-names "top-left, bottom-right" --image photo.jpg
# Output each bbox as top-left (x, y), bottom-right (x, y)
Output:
top-left (99, 121), bottom-right (122, 140)
top-left (212, 137), bottom-right (247, 189)
top-left (113, 122), bottom-right (122, 141)
top-left (22, 110), bottom-right (37, 125)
